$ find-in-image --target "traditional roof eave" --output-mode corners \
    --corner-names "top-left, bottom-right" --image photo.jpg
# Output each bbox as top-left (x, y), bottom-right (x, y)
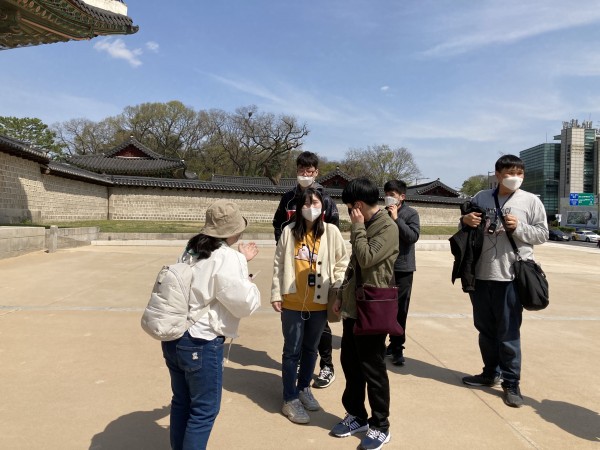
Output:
top-left (110, 175), bottom-right (466, 205)
top-left (407, 179), bottom-right (460, 197)
top-left (316, 167), bottom-right (353, 184)
top-left (0, 134), bottom-right (49, 163)
top-left (43, 161), bottom-right (114, 186)
top-left (0, 0), bottom-right (138, 50)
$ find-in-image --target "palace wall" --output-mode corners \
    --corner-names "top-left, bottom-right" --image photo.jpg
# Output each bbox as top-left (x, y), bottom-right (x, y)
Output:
top-left (1, 151), bottom-right (461, 226)
top-left (0, 152), bottom-right (107, 224)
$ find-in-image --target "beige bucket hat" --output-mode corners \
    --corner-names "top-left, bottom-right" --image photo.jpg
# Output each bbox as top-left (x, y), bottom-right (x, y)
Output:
top-left (201, 200), bottom-right (248, 238)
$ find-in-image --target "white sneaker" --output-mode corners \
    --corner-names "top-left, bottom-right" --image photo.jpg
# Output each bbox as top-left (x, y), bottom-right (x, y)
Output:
top-left (298, 387), bottom-right (320, 411)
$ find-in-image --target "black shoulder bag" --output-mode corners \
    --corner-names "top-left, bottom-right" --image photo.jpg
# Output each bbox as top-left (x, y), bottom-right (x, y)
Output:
top-left (493, 192), bottom-right (549, 311)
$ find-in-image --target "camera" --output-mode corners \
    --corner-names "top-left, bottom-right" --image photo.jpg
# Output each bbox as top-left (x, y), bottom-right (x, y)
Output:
top-left (308, 273), bottom-right (316, 287)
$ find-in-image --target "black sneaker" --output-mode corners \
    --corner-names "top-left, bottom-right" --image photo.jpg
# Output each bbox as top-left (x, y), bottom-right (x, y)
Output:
top-left (502, 384), bottom-right (524, 408)
top-left (313, 365), bottom-right (335, 388)
top-left (462, 373), bottom-right (501, 387)
top-left (385, 346), bottom-right (394, 358)
top-left (391, 351), bottom-right (405, 366)
top-left (360, 427), bottom-right (391, 449)
top-left (330, 413), bottom-right (368, 437)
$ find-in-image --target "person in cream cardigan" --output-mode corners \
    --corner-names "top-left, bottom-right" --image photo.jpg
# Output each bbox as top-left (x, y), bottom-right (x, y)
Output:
top-left (271, 188), bottom-right (349, 425)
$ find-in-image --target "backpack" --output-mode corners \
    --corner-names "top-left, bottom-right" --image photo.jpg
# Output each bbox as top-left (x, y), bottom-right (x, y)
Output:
top-left (141, 262), bottom-right (209, 341)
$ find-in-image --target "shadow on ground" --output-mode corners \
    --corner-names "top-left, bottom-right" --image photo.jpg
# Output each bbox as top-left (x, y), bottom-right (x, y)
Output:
top-left (89, 405), bottom-right (170, 450)
top-left (530, 398), bottom-right (600, 442)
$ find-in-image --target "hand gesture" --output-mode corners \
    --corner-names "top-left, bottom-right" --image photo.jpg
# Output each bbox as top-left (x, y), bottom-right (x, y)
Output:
top-left (462, 212), bottom-right (482, 228)
top-left (386, 204), bottom-right (399, 220)
top-left (503, 213), bottom-right (519, 231)
top-left (349, 207), bottom-right (364, 224)
top-left (238, 242), bottom-right (258, 261)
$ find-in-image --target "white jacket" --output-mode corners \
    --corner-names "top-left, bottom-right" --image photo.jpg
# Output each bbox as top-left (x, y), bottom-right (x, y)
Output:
top-left (271, 223), bottom-right (349, 304)
top-left (180, 245), bottom-right (261, 338)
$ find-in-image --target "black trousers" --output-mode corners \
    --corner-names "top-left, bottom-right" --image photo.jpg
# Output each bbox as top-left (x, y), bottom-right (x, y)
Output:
top-left (318, 322), bottom-right (333, 370)
top-left (340, 318), bottom-right (390, 431)
top-left (389, 271), bottom-right (414, 351)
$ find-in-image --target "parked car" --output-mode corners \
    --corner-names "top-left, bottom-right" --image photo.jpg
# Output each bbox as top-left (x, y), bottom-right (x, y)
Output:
top-left (572, 230), bottom-right (600, 243)
top-left (549, 229), bottom-right (571, 241)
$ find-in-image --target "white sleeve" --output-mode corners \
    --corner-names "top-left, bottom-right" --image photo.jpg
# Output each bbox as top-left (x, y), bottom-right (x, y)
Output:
top-left (213, 250), bottom-right (261, 318)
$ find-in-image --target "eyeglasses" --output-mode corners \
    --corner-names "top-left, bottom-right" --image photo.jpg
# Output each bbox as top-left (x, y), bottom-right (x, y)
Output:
top-left (297, 168), bottom-right (317, 176)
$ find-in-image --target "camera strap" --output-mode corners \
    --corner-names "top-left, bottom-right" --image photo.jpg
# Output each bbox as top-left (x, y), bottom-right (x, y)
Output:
top-left (493, 189), bottom-right (520, 257)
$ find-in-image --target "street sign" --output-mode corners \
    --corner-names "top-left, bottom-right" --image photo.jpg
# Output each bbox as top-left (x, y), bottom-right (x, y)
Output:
top-left (569, 193), bottom-right (595, 206)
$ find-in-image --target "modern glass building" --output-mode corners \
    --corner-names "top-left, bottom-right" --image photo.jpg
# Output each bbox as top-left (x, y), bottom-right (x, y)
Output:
top-left (520, 143), bottom-right (561, 215)
top-left (520, 119), bottom-right (600, 219)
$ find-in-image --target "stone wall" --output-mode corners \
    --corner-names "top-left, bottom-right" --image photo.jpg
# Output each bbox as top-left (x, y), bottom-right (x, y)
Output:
top-left (0, 226), bottom-right (45, 259)
top-left (0, 152), bottom-right (107, 224)
top-left (107, 188), bottom-right (460, 225)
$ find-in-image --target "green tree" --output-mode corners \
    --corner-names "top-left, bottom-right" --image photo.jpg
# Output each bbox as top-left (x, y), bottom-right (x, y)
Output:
top-left (0, 116), bottom-right (64, 157)
top-left (460, 174), bottom-right (488, 196)
top-left (340, 144), bottom-right (421, 186)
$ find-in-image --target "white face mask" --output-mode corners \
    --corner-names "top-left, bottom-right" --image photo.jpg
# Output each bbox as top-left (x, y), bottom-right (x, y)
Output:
top-left (384, 196), bottom-right (399, 207)
top-left (502, 176), bottom-right (523, 191)
top-left (297, 176), bottom-right (314, 188)
top-left (302, 207), bottom-right (322, 222)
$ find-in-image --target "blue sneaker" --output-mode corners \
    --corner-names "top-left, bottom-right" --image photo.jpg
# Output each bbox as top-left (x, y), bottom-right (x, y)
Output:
top-left (330, 413), bottom-right (368, 437)
top-left (360, 427), bottom-right (391, 450)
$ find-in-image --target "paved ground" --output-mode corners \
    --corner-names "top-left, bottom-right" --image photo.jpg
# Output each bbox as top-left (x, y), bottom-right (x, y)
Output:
top-left (0, 240), bottom-right (598, 449)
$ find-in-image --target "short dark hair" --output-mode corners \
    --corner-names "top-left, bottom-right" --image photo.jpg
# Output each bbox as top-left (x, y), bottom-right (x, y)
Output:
top-left (296, 151), bottom-right (319, 169)
top-left (495, 154), bottom-right (525, 172)
top-left (383, 179), bottom-right (407, 196)
top-left (292, 188), bottom-right (324, 241)
top-left (342, 177), bottom-right (380, 206)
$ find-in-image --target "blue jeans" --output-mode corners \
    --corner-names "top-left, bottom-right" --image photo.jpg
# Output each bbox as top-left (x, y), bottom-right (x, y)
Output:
top-left (281, 309), bottom-right (327, 402)
top-left (162, 332), bottom-right (225, 450)
top-left (469, 280), bottom-right (523, 385)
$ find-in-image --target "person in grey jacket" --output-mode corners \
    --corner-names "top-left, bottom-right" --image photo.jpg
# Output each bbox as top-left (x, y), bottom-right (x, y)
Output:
top-left (383, 180), bottom-right (420, 366)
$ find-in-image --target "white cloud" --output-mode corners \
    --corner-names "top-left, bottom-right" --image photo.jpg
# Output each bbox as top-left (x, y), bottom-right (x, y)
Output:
top-left (380, 86), bottom-right (390, 92)
top-left (422, 1), bottom-right (600, 58)
top-left (146, 41), bottom-right (160, 53)
top-left (94, 38), bottom-right (143, 67)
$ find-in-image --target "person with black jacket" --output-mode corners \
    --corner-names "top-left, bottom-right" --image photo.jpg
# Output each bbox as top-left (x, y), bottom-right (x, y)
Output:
top-left (382, 180), bottom-right (420, 366)
top-left (272, 151), bottom-right (340, 388)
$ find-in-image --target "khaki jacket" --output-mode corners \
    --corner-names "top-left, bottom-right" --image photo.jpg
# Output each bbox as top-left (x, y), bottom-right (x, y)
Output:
top-left (341, 210), bottom-right (399, 319)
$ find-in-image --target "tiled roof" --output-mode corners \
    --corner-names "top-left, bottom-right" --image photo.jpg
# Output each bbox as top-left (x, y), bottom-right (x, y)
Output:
top-left (111, 176), bottom-right (465, 205)
top-left (104, 137), bottom-right (178, 160)
top-left (316, 167), bottom-right (353, 184)
top-left (407, 179), bottom-right (460, 197)
top-left (68, 137), bottom-right (185, 175)
top-left (45, 161), bottom-right (113, 185)
top-left (0, 134), bottom-right (49, 163)
top-left (0, 0), bottom-right (138, 50)
top-left (69, 154), bottom-right (185, 175)
top-left (211, 174), bottom-right (297, 188)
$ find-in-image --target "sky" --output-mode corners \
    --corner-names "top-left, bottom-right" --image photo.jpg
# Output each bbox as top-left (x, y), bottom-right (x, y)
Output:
top-left (2, 0), bottom-right (600, 190)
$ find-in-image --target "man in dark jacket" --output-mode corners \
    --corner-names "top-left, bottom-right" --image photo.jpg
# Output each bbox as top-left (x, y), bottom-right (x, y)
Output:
top-left (273, 152), bottom-right (339, 242)
top-left (383, 180), bottom-right (420, 366)
top-left (272, 151), bottom-right (340, 388)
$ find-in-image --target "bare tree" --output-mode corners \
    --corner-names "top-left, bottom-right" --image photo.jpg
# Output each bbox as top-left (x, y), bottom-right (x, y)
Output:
top-left (341, 144), bottom-right (421, 186)
top-left (52, 118), bottom-right (117, 156)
